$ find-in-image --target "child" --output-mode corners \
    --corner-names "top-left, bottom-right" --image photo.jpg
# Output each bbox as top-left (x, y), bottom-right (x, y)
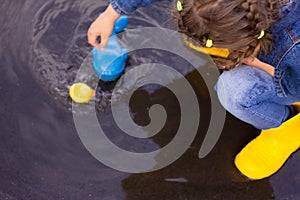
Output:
top-left (87, 0), bottom-right (300, 180)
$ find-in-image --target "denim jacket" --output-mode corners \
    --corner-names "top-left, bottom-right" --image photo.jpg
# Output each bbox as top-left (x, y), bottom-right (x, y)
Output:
top-left (110, 0), bottom-right (165, 14)
top-left (110, 0), bottom-right (300, 98)
top-left (259, 0), bottom-right (300, 98)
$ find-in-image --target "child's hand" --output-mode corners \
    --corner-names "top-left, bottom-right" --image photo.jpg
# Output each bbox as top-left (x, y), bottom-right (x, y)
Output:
top-left (242, 56), bottom-right (259, 66)
top-left (87, 4), bottom-right (120, 49)
top-left (242, 56), bottom-right (275, 77)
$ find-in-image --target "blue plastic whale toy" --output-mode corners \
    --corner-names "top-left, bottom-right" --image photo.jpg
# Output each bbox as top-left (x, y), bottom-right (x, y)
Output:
top-left (92, 15), bottom-right (129, 81)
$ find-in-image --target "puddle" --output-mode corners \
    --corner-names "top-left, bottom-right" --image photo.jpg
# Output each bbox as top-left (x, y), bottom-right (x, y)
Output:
top-left (1, 0), bottom-right (299, 199)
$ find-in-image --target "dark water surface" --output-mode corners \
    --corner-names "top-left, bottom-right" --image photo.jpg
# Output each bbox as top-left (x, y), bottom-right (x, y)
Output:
top-left (1, 0), bottom-right (300, 199)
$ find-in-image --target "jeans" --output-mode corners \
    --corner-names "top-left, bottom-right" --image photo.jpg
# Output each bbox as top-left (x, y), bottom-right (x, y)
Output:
top-left (215, 65), bottom-right (299, 130)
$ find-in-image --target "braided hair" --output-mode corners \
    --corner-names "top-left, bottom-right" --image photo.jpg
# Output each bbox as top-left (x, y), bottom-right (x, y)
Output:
top-left (175, 0), bottom-right (280, 70)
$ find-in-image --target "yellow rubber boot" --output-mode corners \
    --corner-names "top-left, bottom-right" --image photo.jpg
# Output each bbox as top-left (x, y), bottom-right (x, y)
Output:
top-left (235, 111), bottom-right (300, 180)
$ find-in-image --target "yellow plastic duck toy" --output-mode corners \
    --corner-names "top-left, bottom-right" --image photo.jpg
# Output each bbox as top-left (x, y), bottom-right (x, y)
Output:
top-left (235, 102), bottom-right (300, 180)
top-left (69, 83), bottom-right (95, 103)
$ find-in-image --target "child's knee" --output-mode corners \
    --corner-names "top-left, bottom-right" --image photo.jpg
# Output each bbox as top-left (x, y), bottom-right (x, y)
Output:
top-left (215, 73), bottom-right (237, 111)
top-left (215, 71), bottom-right (253, 112)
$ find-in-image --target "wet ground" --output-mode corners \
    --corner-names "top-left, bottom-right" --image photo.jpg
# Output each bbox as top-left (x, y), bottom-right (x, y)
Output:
top-left (1, 0), bottom-right (300, 199)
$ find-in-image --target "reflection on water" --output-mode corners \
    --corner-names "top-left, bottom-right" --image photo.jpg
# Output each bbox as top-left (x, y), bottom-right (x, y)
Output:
top-left (1, 0), bottom-right (299, 199)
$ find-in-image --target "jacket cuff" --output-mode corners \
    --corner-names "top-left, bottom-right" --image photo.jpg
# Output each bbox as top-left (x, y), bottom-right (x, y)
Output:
top-left (110, 0), bottom-right (128, 15)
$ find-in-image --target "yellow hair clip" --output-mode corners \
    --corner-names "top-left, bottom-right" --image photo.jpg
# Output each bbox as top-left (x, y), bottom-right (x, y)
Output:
top-left (258, 30), bottom-right (265, 39)
top-left (206, 39), bottom-right (213, 48)
top-left (177, 1), bottom-right (183, 12)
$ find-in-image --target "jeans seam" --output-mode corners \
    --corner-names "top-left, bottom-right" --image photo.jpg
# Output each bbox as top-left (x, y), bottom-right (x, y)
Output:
top-left (246, 83), bottom-right (285, 127)
top-left (241, 101), bottom-right (284, 129)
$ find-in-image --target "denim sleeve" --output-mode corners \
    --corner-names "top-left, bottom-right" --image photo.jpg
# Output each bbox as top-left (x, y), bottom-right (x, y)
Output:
top-left (273, 45), bottom-right (300, 98)
top-left (271, 0), bottom-right (300, 33)
top-left (110, 0), bottom-right (168, 14)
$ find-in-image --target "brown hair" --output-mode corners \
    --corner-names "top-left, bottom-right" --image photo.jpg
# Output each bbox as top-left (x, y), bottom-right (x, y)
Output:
top-left (175, 0), bottom-right (280, 70)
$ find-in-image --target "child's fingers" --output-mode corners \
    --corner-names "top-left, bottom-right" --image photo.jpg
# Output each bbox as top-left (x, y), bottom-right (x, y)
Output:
top-left (98, 31), bottom-right (111, 50)
top-left (87, 29), bottom-right (101, 48)
top-left (99, 37), bottom-right (109, 50)
top-left (242, 56), bottom-right (255, 65)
